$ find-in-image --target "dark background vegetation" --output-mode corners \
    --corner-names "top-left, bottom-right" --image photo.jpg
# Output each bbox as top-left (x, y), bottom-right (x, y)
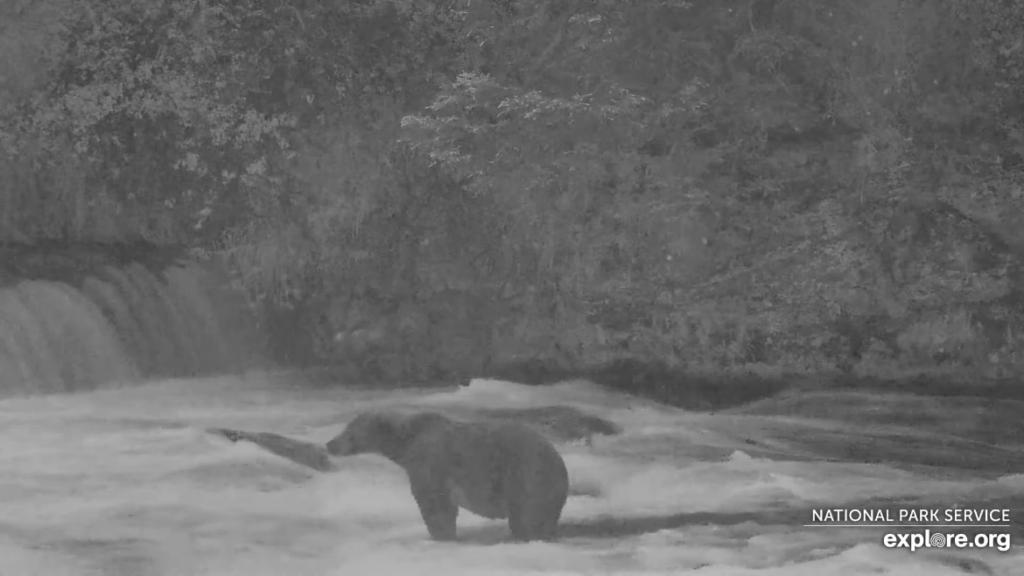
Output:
top-left (2, 0), bottom-right (1023, 395)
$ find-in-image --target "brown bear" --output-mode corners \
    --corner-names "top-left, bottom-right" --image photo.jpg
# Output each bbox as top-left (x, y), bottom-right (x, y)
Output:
top-left (325, 411), bottom-right (570, 542)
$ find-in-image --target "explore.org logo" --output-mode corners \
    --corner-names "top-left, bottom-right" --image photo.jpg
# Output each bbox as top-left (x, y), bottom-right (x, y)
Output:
top-left (805, 507), bottom-right (1013, 553)
top-left (881, 529), bottom-right (1011, 553)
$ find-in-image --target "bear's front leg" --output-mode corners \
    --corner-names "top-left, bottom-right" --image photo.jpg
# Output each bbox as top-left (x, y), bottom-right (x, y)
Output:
top-left (409, 475), bottom-right (459, 541)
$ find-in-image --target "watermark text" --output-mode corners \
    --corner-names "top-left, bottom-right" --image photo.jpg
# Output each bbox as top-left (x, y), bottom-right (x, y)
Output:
top-left (882, 530), bottom-right (1011, 553)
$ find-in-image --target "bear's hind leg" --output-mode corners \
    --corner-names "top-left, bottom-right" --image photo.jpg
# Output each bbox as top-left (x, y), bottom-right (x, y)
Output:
top-left (507, 489), bottom-right (562, 542)
top-left (508, 510), bottom-right (559, 542)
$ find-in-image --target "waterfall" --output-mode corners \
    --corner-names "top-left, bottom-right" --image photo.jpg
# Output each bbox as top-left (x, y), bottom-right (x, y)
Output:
top-left (0, 245), bottom-right (261, 397)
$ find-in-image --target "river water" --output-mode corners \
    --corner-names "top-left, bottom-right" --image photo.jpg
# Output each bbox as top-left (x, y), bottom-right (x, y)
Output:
top-left (0, 373), bottom-right (1020, 575)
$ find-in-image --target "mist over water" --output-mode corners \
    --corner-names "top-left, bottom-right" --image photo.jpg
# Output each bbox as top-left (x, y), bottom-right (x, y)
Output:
top-left (0, 373), bottom-right (1020, 575)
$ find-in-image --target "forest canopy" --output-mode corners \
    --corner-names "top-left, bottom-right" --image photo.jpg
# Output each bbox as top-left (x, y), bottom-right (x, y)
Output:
top-left (1, 0), bottom-right (1022, 380)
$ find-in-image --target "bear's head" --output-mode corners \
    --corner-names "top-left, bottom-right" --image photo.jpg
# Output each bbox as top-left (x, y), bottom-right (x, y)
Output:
top-left (326, 412), bottom-right (397, 457)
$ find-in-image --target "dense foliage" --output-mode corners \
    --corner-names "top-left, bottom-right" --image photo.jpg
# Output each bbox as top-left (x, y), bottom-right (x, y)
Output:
top-left (2, 0), bottom-right (1023, 380)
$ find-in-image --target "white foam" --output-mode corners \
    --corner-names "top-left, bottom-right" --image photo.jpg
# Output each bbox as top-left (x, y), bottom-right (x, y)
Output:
top-left (0, 374), bottom-right (1018, 575)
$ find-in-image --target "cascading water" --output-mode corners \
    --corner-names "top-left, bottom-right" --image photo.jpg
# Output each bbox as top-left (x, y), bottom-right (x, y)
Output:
top-left (0, 244), bottom-right (260, 397)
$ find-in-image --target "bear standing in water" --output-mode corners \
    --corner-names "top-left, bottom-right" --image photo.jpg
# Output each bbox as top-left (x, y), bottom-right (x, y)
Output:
top-left (326, 411), bottom-right (570, 542)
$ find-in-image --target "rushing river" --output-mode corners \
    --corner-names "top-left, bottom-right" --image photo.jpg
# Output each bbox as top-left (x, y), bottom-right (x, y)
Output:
top-left (0, 372), bottom-right (1020, 575)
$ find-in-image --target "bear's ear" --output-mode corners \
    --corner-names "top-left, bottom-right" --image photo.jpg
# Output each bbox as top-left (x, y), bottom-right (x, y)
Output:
top-left (352, 413), bottom-right (394, 444)
top-left (325, 432), bottom-right (347, 455)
